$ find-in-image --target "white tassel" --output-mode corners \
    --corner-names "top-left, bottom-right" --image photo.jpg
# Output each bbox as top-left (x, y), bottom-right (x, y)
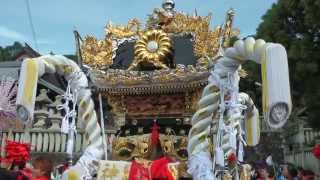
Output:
top-left (66, 138), bottom-right (74, 154)
top-left (238, 142), bottom-right (244, 162)
top-left (215, 147), bottom-right (224, 166)
top-left (61, 117), bottom-right (69, 134)
top-left (230, 131), bottom-right (237, 149)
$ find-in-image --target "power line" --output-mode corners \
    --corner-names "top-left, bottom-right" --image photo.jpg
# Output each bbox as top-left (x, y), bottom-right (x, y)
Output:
top-left (25, 0), bottom-right (38, 51)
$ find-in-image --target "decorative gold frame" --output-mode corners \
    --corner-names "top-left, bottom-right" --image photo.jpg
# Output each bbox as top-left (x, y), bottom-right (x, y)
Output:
top-left (81, 10), bottom-right (237, 69)
top-left (112, 134), bottom-right (152, 161)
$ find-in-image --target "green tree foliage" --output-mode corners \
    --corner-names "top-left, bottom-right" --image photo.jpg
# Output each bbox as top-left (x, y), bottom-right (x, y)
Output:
top-left (255, 0), bottom-right (320, 129)
top-left (0, 42), bottom-right (23, 61)
top-left (64, 54), bottom-right (77, 61)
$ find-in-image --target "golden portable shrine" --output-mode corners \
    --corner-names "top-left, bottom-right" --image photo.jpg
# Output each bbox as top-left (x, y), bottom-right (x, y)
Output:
top-left (0, 0), bottom-right (293, 179)
top-left (77, 1), bottom-right (237, 178)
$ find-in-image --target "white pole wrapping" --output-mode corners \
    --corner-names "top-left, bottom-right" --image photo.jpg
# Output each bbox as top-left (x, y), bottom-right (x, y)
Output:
top-left (99, 93), bottom-right (108, 160)
top-left (188, 37), bottom-right (292, 179)
top-left (16, 55), bottom-right (104, 178)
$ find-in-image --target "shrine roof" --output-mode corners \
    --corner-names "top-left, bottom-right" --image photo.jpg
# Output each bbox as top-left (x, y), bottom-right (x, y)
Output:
top-left (78, 2), bottom-right (237, 94)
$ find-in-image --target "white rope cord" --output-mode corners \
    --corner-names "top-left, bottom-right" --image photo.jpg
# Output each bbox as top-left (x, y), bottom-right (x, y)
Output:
top-left (187, 37), bottom-right (291, 179)
top-left (16, 55), bottom-right (104, 179)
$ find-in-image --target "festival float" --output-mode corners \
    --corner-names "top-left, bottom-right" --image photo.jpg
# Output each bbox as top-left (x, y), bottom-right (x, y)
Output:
top-left (0, 0), bottom-right (292, 179)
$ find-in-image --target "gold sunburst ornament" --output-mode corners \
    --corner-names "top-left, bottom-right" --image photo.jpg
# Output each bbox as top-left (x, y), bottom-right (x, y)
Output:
top-left (129, 29), bottom-right (172, 70)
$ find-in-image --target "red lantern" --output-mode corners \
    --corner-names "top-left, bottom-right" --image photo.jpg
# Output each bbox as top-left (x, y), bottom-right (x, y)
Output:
top-left (312, 144), bottom-right (320, 160)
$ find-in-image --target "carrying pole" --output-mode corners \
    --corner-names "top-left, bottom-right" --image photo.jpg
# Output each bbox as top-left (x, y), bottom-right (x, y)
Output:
top-left (99, 93), bottom-right (108, 159)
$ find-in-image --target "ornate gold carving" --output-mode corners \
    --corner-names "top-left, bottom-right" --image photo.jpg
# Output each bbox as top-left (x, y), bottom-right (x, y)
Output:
top-left (106, 95), bottom-right (126, 127)
top-left (168, 163), bottom-right (179, 180)
top-left (125, 95), bottom-right (185, 118)
top-left (240, 164), bottom-right (252, 180)
top-left (184, 90), bottom-right (203, 114)
top-left (105, 18), bottom-right (141, 39)
top-left (163, 13), bottom-right (211, 34)
top-left (101, 164), bottom-right (119, 178)
top-left (222, 9), bottom-right (238, 48)
top-left (94, 66), bottom-right (209, 87)
top-left (163, 13), bottom-right (223, 61)
top-left (107, 95), bottom-right (125, 114)
top-left (111, 134), bottom-right (189, 162)
top-left (81, 6), bottom-right (237, 69)
top-left (159, 135), bottom-right (188, 161)
top-left (112, 134), bottom-right (152, 160)
top-left (129, 29), bottom-right (172, 70)
top-left (81, 36), bottom-right (113, 68)
top-left (159, 135), bottom-right (189, 177)
top-left (190, 89), bottom-right (203, 112)
top-left (98, 161), bottom-right (130, 180)
top-left (146, 7), bottom-right (175, 29)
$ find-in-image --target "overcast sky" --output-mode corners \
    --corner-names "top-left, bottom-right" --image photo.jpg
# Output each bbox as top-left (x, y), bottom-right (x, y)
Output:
top-left (0, 0), bottom-right (277, 54)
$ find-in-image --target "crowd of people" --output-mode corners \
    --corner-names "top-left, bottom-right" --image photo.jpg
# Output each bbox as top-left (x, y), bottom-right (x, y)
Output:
top-left (251, 161), bottom-right (316, 180)
top-left (0, 140), bottom-right (318, 180)
top-left (0, 156), bottom-right (53, 180)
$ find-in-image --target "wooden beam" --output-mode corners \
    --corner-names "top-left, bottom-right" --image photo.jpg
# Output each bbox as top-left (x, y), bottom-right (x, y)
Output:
top-left (38, 78), bottom-right (65, 95)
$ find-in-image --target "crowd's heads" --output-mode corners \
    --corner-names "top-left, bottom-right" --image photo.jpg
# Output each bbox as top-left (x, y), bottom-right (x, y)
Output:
top-left (32, 156), bottom-right (53, 178)
top-left (10, 160), bottom-right (26, 171)
top-left (282, 163), bottom-right (298, 178)
top-left (255, 161), bottom-right (269, 178)
top-left (297, 167), bottom-right (315, 180)
top-left (0, 168), bottom-right (16, 180)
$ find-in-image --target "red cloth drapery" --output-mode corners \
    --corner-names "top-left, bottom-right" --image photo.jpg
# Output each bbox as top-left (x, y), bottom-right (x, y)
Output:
top-left (128, 159), bottom-right (150, 180)
top-left (151, 121), bottom-right (159, 146)
top-left (128, 157), bottom-right (174, 180)
top-left (150, 157), bottom-right (174, 180)
top-left (312, 144), bottom-right (320, 159)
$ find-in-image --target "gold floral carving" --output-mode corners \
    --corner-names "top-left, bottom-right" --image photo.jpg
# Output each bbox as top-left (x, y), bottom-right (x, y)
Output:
top-left (129, 29), bottom-right (172, 70)
top-left (105, 18), bottom-right (141, 39)
top-left (81, 36), bottom-right (113, 68)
